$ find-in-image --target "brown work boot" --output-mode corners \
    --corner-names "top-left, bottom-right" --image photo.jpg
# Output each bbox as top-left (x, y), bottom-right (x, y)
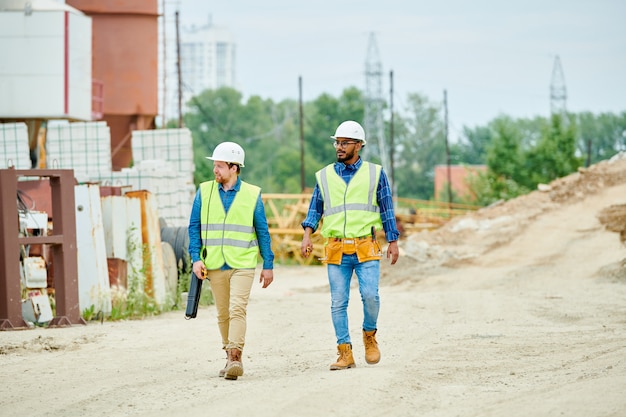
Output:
top-left (329, 343), bottom-right (356, 370)
top-left (363, 329), bottom-right (380, 364)
top-left (224, 348), bottom-right (244, 380)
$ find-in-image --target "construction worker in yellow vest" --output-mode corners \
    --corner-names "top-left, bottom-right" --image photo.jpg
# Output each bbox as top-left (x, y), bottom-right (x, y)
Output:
top-left (301, 120), bottom-right (400, 371)
top-left (188, 141), bottom-right (274, 381)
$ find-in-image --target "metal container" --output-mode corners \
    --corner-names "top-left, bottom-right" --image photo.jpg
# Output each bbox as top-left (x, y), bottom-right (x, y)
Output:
top-left (0, 1), bottom-right (92, 121)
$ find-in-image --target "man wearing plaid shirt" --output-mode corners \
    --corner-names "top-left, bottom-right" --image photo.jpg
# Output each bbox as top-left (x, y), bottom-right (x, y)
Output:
top-left (301, 120), bottom-right (400, 371)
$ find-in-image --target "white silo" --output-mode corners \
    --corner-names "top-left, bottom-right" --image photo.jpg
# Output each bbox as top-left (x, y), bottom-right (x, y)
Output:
top-left (0, 0), bottom-right (92, 121)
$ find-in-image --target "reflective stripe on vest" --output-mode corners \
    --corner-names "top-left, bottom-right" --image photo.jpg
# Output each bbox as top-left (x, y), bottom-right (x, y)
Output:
top-left (199, 180), bottom-right (260, 269)
top-left (316, 162), bottom-right (383, 238)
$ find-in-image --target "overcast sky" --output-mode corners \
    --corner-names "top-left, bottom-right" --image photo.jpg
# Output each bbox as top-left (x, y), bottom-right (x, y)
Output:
top-left (175, 0), bottom-right (626, 138)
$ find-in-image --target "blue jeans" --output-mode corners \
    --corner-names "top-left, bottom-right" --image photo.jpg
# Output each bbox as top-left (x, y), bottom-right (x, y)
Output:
top-left (327, 254), bottom-right (380, 345)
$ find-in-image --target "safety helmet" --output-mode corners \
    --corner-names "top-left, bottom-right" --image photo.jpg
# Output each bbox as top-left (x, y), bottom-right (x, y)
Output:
top-left (330, 120), bottom-right (366, 145)
top-left (206, 141), bottom-right (245, 167)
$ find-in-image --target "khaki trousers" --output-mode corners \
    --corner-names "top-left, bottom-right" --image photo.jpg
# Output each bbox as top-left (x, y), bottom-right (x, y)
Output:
top-left (206, 268), bottom-right (255, 350)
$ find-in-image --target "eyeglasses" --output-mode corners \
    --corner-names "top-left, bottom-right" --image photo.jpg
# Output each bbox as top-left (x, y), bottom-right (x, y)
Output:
top-left (333, 140), bottom-right (359, 149)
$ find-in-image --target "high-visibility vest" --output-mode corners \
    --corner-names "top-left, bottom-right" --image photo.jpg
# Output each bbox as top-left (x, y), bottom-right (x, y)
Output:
top-left (316, 162), bottom-right (383, 238)
top-left (199, 180), bottom-right (260, 269)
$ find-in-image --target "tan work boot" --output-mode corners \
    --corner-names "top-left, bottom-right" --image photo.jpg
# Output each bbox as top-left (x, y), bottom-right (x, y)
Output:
top-left (218, 351), bottom-right (229, 377)
top-left (363, 329), bottom-right (380, 364)
top-left (329, 343), bottom-right (356, 370)
top-left (224, 348), bottom-right (244, 380)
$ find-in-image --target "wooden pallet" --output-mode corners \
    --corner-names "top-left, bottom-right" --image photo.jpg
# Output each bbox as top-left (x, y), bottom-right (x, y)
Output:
top-left (262, 194), bottom-right (481, 265)
top-left (263, 194), bottom-right (324, 265)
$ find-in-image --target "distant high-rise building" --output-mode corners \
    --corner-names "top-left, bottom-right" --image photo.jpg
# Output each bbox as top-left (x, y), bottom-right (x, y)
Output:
top-left (159, 10), bottom-right (236, 125)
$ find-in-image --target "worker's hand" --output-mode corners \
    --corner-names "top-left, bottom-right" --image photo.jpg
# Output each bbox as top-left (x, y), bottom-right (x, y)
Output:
top-left (386, 241), bottom-right (399, 265)
top-left (260, 269), bottom-right (274, 288)
top-left (301, 234), bottom-right (313, 258)
top-left (192, 260), bottom-right (207, 280)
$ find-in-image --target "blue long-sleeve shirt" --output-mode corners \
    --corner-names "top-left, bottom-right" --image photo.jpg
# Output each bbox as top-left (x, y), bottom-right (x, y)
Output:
top-left (301, 158), bottom-right (400, 242)
top-left (188, 177), bottom-right (274, 270)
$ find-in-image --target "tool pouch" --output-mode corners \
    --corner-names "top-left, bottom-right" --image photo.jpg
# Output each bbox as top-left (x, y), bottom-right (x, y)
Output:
top-left (356, 238), bottom-right (383, 262)
top-left (322, 239), bottom-right (343, 265)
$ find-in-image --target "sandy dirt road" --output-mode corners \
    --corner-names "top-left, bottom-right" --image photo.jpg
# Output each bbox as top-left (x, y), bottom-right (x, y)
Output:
top-left (2, 161), bottom-right (626, 417)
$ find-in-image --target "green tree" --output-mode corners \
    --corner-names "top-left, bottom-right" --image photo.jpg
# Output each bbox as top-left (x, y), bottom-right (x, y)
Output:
top-left (182, 87), bottom-right (302, 190)
top-left (183, 87), bottom-right (260, 185)
top-left (524, 114), bottom-right (581, 187)
top-left (487, 115), bottom-right (524, 181)
top-left (454, 125), bottom-right (492, 165)
top-left (393, 93), bottom-right (445, 199)
top-left (242, 98), bottom-right (302, 192)
top-left (303, 87), bottom-right (365, 187)
top-left (178, 85), bottom-right (624, 201)
top-left (577, 111), bottom-right (626, 166)
top-left (466, 170), bottom-right (530, 206)
top-left (469, 115), bottom-right (530, 203)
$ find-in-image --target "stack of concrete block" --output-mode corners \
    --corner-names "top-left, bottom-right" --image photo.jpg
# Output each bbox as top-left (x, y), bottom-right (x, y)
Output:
top-left (46, 121), bottom-right (111, 181)
top-left (131, 128), bottom-right (195, 184)
top-left (0, 122), bottom-right (31, 169)
top-left (93, 160), bottom-right (194, 227)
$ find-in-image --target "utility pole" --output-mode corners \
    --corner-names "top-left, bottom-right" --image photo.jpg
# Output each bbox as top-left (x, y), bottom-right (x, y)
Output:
top-left (161, 0), bottom-right (167, 127)
top-left (389, 70), bottom-right (395, 193)
top-left (175, 10), bottom-right (183, 128)
top-left (299, 76), bottom-right (305, 191)
top-left (443, 89), bottom-right (452, 208)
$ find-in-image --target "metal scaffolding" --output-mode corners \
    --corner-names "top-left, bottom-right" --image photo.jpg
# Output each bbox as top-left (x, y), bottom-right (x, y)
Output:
top-left (363, 32), bottom-right (389, 174)
top-left (550, 55), bottom-right (567, 118)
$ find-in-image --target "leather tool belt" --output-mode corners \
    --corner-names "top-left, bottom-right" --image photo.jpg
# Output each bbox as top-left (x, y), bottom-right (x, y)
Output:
top-left (322, 236), bottom-right (383, 265)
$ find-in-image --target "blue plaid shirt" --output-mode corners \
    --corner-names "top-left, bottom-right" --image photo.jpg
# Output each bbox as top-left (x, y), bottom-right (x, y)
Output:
top-left (188, 177), bottom-right (274, 270)
top-left (301, 158), bottom-right (400, 242)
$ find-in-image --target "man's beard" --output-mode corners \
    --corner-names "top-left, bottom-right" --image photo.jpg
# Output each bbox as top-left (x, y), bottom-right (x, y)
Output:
top-left (336, 149), bottom-right (355, 163)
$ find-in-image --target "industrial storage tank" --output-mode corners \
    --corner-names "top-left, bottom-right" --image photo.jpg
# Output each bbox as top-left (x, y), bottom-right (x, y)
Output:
top-left (0, 0), bottom-right (92, 121)
top-left (66, 0), bottom-right (159, 171)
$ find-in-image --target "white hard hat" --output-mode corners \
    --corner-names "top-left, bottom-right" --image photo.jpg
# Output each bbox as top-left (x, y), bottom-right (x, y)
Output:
top-left (330, 120), bottom-right (366, 145)
top-left (206, 141), bottom-right (245, 167)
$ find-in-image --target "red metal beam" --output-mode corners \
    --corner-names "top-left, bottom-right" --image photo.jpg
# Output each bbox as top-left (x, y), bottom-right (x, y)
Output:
top-left (0, 168), bottom-right (85, 330)
top-left (0, 169), bottom-right (27, 329)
